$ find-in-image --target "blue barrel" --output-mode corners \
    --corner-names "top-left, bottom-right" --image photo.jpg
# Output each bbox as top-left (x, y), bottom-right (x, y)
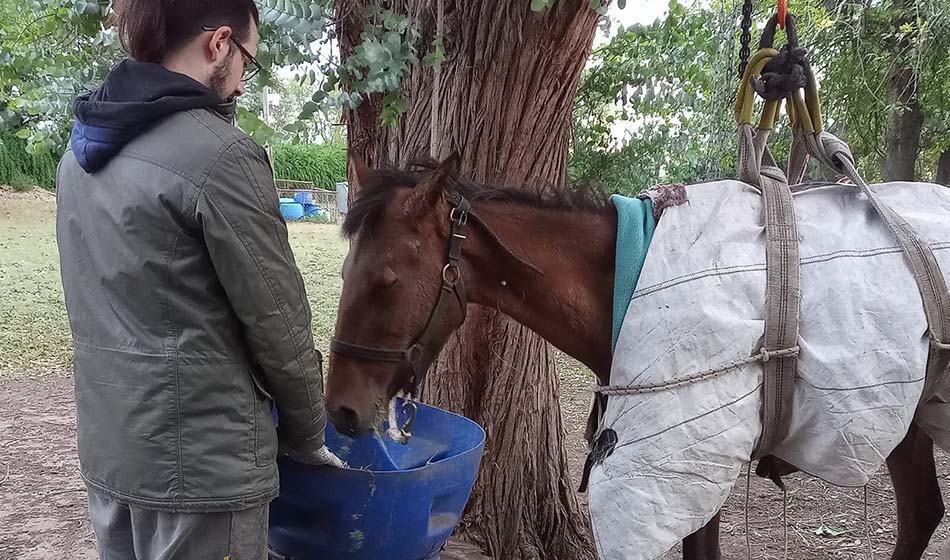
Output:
top-left (280, 202), bottom-right (305, 221)
top-left (294, 191), bottom-right (314, 206)
top-left (269, 400), bottom-right (485, 560)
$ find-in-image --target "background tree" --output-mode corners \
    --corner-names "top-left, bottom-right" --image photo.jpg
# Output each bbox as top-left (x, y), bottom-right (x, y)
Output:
top-left (336, 1), bottom-right (605, 557)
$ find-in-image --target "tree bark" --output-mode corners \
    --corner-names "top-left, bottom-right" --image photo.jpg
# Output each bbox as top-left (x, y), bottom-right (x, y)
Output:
top-left (883, 0), bottom-right (924, 182)
top-left (337, 1), bottom-right (601, 558)
top-left (937, 149), bottom-right (950, 186)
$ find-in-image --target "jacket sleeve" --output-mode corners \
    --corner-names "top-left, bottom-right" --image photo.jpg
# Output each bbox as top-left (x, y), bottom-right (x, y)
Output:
top-left (195, 137), bottom-right (326, 447)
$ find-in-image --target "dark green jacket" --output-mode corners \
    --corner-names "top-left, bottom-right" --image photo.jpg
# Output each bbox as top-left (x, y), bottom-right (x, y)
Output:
top-left (57, 64), bottom-right (326, 512)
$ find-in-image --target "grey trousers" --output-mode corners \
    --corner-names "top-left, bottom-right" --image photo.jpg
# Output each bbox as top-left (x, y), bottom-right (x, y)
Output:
top-left (87, 487), bottom-right (270, 560)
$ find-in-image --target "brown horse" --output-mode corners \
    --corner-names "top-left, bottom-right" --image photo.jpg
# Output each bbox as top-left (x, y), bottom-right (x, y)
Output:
top-left (325, 156), bottom-right (944, 560)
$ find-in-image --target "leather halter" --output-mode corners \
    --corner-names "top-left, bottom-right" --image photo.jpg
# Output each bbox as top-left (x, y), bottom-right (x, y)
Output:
top-left (330, 190), bottom-right (541, 397)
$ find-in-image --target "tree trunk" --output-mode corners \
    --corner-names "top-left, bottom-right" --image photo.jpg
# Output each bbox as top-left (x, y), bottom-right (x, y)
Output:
top-left (337, 1), bottom-right (601, 558)
top-left (883, 0), bottom-right (924, 182)
top-left (937, 149), bottom-right (950, 186)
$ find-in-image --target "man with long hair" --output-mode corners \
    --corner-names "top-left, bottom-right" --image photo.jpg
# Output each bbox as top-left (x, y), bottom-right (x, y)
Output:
top-left (56, 1), bottom-right (341, 557)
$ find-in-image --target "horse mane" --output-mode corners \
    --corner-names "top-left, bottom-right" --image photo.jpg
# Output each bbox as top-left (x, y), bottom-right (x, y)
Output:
top-left (342, 159), bottom-right (609, 239)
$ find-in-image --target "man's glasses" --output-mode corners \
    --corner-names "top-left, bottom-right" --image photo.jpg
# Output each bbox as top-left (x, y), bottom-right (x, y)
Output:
top-left (201, 26), bottom-right (262, 82)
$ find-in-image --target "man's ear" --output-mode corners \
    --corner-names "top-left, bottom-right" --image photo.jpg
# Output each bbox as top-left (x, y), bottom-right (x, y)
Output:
top-left (207, 26), bottom-right (234, 63)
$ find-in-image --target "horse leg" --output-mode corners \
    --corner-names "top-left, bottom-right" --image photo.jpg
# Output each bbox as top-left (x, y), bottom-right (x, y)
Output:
top-left (682, 512), bottom-right (721, 560)
top-left (702, 512), bottom-right (721, 560)
top-left (681, 526), bottom-right (704, 560)
top-left (888, 423), bottom-right (944, 560)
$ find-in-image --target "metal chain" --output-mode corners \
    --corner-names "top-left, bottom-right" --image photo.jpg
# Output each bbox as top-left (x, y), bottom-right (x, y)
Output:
top-left (738, 0), bottom-right (754, 80)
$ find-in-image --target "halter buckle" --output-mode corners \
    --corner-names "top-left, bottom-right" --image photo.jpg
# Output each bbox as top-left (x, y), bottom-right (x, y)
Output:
top-left (450, 207), bottom-right (469, 226)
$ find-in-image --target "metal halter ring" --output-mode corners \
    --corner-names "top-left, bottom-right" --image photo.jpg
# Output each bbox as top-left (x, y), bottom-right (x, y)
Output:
top-left (399, 400), bottom-right (418, 440)
top-left (442, 263), bottom-right (461, 284)
top-left (406, 344), bottom-right (424, 366)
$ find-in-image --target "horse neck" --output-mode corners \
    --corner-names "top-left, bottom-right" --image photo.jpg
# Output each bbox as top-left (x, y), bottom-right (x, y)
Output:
top-left (461, 201), bottom-right (617, 382)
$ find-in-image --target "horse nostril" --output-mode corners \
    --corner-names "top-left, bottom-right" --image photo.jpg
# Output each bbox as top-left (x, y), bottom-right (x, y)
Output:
top-left (330, 406), bottom-right (362, 438)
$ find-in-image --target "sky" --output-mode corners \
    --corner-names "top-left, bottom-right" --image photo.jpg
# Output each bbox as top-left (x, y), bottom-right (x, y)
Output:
top-left (607, 1), bottom-right (671, 34)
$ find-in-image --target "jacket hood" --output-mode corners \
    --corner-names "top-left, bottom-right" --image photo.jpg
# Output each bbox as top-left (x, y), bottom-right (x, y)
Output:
top-left (71, 60), bottom-right (225, 173)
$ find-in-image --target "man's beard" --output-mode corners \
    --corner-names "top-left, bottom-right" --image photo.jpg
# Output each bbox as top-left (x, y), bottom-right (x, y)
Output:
top-left (209, 51), bottom-right (236, 101)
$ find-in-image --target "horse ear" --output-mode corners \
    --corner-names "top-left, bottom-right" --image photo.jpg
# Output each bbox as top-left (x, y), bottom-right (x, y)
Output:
top-left (440, 152), bottom-right (461, 178)
top-left (353, 158), bottom-right (372, 189)
top-left (404, 155), bottom-right (459, 219)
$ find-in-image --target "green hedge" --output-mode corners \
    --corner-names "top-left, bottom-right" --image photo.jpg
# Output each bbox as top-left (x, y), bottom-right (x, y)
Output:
top-left (272, 142), bottom-right (347, 190)
top-left (0, 133), bottom-right (58, 190)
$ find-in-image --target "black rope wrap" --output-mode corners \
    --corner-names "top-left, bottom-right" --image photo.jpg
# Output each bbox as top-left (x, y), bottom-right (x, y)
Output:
top-left (753, 14), bottom-right (809, 101)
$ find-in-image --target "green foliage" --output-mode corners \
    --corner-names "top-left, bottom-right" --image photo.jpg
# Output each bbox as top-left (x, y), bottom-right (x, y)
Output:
top-left (571, 0), bottom-right (950, 192)
top-left (242, 75), bottom-right (344, 145)
top-left (0, 0), bottom-right (119, 155)
top-left (237, 106), bottom-right (279, 145)
top-left (0, 0), bottom-right (331, 155)
top-left (2, 0), bottom-right (594, 145)
top-left (422, 33), bottom-right (446, 72)
top-left (272, 142), bottom-right (347, 189)
top-left (336, 6), bottom-right (421, 126)
top-left (0, 133), bottom-right (57, 189)
top-left (570, 0), bottom-right (731, 194)
top-left (800, 0), bottom-right (950, 180)
top-left (257, 0), bottom-right (329, 44)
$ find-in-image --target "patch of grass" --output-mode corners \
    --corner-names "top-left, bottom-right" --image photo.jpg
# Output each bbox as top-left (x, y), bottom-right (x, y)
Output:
top-left (298, 211), bottom-right (337, 225)
top-left (0, 193), bottom-right (70, 375)
top-left (288, 222), bottom-right (349, 352)
top-left (9, 172), bottom-right (36, 192)
top-left (0, 193), bottom-right (350, 377)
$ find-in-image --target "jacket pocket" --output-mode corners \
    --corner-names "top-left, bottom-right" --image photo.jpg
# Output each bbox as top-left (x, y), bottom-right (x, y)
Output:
top-left (250, 371), bottom-right (278, 467)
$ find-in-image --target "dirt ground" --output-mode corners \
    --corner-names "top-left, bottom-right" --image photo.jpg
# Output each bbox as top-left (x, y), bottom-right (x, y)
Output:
top-left (0, 371), bottom-right (97, 560)
top-left (3, 370), bottom-right (950, 559)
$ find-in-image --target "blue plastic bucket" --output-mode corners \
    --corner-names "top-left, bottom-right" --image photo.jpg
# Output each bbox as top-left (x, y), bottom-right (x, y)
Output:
top-left (280, 202), bottom-right (305, 221)
top-left (268, 400), bottom-right (485, 560)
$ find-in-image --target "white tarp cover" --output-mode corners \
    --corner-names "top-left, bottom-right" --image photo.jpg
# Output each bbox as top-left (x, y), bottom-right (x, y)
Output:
top-left (588, 180), bottom-right (950, 560)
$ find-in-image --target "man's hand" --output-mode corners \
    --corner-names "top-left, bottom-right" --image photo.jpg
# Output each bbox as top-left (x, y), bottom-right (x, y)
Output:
top-left (281, 443), bottom-right (346, 468)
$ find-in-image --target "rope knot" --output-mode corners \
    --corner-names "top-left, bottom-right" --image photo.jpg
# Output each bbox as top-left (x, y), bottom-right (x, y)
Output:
top-left (752, 45), bottom-right (809, 101)
top-left (761, 348), bottom-right (773, 363)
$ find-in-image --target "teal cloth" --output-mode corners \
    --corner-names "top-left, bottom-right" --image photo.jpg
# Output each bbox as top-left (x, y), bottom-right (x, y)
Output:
top-left (610, 194), bottom-right (656, 353)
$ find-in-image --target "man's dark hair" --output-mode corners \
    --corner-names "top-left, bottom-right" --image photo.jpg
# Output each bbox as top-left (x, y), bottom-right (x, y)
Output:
top-left (112, 0), bottom-right (260, 64)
